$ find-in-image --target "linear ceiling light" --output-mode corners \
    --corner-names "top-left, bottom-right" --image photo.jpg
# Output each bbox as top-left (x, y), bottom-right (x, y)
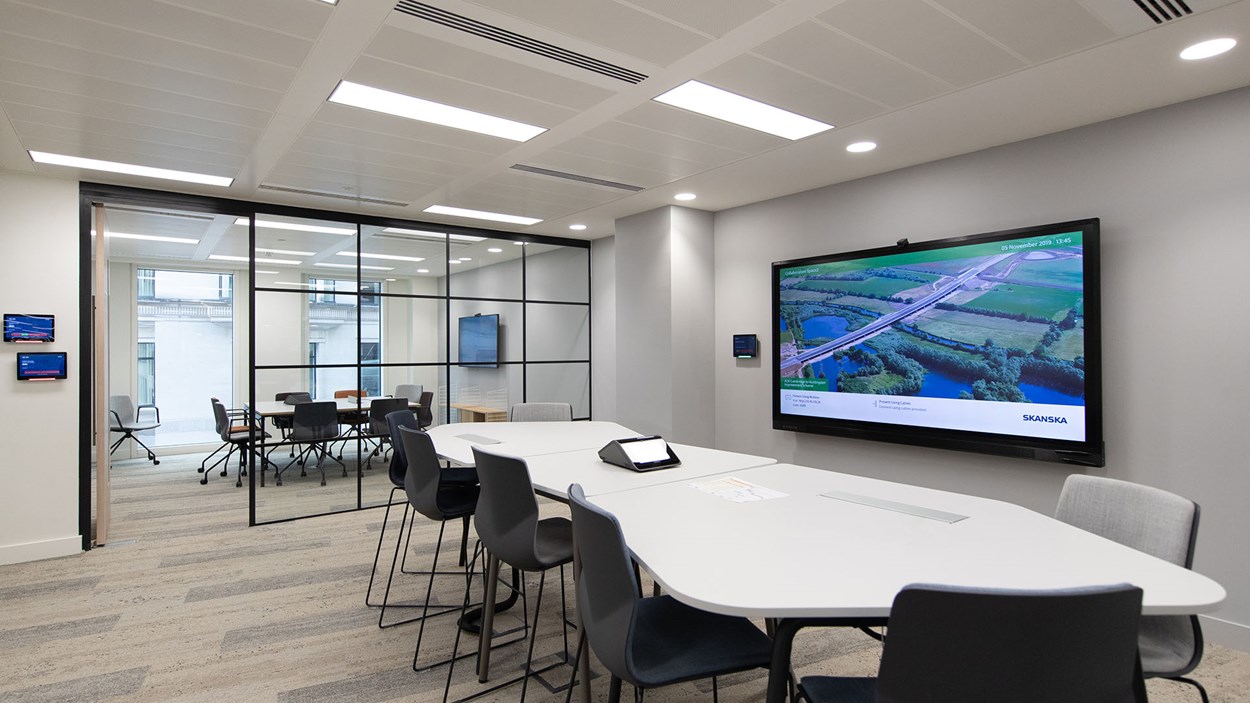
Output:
top-left (314, 262), bottom-right (394, 271)
top-left (104, 232), bottom-right (199, 244)
top-left (210, 254), bottom-right (302, 265)
top-left (29, 151), bottom-right (233, 187)
top-left (424, 205), bottom-right (542, 226)
top-left (328, 81), bottom-right (547, 142)
top-left (336, 251), bottom-right (426, 263)
top-left (256, 247), bottom-right (316, 256)
top-left (381, 227), bottom-right (486, 242)
top-left (234, 217), bottom-right (355, 235)
top-left (652, 81), bottom-right (834, 140)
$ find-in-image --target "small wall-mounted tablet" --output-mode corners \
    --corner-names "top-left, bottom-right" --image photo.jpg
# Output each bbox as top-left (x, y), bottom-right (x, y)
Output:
top-left (4, 314), bottom-right (55, 343)
top-left (733, 333), bottom-right (758, 359)
top-left (17, 351), bottom-right (67, 381)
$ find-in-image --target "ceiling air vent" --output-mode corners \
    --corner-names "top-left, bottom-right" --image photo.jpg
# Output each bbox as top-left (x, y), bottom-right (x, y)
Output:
top-left (1131, 0), bottom-right (1192, 23)
top-left (394, 1), bottom-right (648, 84)
top-left (511, 164), bottom-right (644, 192)
top-left (258, 184), bottom-right (408, 207)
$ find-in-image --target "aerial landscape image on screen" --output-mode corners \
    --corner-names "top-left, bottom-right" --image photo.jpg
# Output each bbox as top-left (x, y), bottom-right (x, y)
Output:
top-left (779, 232), bottom-right (1086, 406)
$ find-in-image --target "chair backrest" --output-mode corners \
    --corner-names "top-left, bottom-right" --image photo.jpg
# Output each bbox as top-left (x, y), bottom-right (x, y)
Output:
top-left (333, 389), bottom-right (363, 399)
top-left (210, 398), bottom-right (230, 439)
top-left (471, 447), bottom-right (544, 571)
top-left (369, 397), bottom-right (410, 434)
top-left (509, 402), bottom-right (572, 422)
top-left (1056, 474), bottom-right (1202, 676)
top-left (399, 425), bottom-right (465, 521)
top-left (875, 583), bottom-right (1145, 703)
top-left (291, 401), bottom-right (340, 439)
top-left (395, 384), bottom-right (423, 402)
top-left (567, 483), bottom-right (640, 683)
top-left (416, 391), bottom-right (434, 429)
top-left (108, 395), bottom-right (134, 428)
top-left (385, 410), bottom-right (420, 488)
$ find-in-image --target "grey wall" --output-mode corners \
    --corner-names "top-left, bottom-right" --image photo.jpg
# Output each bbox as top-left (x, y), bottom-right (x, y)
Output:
top-left (710, 86), bottom-right (1250, 648)
top-left (591, 236), bottom-right (617, 420)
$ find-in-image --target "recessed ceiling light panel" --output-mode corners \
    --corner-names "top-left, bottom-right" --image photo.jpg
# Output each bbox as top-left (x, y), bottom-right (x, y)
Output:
top-left (329, 81), bottom-right (546, 142)
top-left (424, 205), bottom-right (542, 226)
top-left (236, 217), bottom-right (355, 236)
top-left (315, 262), bottom-right (393, 271)
top-left (337, 252), bottom-right (427, 263)
top-left (674, 193), bottom-right (697, 201)
top-left (106, 232), bottom-right (200, 244)
top-left (1180, 38), bottom-right (1236, 60)
top-left (846, 141), bottom-right (877, 153)
top-left (30, 151), bottom-right (233, 187)
top-left (256, 247), bottom-right (316, 256)
top-left (652, 81), bottom-right (834, 140)
top-left (569, 224), bottom-right (587, 231)
top-left (210, 255), bottom-right (301, 265)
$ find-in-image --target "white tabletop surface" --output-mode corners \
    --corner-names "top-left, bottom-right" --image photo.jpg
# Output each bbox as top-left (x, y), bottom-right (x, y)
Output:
top-left (424, 421), bottom-right (639, 465)
top-left (589, 463), bottom-right (1227, 618)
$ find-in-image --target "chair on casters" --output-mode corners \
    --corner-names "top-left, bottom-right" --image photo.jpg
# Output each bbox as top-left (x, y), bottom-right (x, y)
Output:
top-left (365, 397), bottom-right (410, 468)
top-left (270, 392), bottom-right (309, 459)
top-left (795, 583), bottom-right (1147, 703)
top-left (108, 395), bottom-right (161, 465)
top-left (566, 483), bottom-right (772, 703)
top-left (277, 401), bottom-right (342, 486)
top-left (444, 447), bottom-right (575, 702)
top-left (509, 402), bottom-right (572, 422)
top-left (365, 410), bottom-right (477, 628)
top-left (396, 384), bottom-right (423, 403)
top-left (1056, 474), bottom-right (1210, 702)
top-left (200, 396), bottom-right (246, 475)
top-left (203, 399), bottom-right (269, 487)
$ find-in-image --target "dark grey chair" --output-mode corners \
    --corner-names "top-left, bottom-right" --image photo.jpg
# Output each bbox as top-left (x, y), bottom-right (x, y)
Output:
top-left (796, 583), bottom-right (1147, 703)
top-left (278, 401), bottom-right (342, 486)
top-left (445, 447), bottom-right (575, 702)
top-left (1057, 474), bottom-right (1209, 702)
top-left (269, 391), bottom-right (309, 459)
top-left (365, 396), bottom-right (411, 467)
top-left (202, 398), bottom-right (268, 488)
top-left (416, 390), bottom-right (435, 430)
top-left (509, 402), bottom-right (572, 422)
top-left (567, 483), bottom-right (772, 702)
top-left (107, 394), bottom-right (161, 465)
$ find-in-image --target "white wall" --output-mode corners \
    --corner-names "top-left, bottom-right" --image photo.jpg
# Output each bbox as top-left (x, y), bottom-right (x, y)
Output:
top-left (591, 237), bottom-right (617, 420)
top-left (709, 86), bottom-right (1250, 648)
top-left (0, 171), bottom-right (81, 564)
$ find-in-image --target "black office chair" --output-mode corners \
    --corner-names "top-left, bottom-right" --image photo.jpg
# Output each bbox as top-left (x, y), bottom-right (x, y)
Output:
top-left (566, 483), bottom-right (772, 702)
top-left (270, 391), bottom-right (309, 459)
top-left (107, 394), bottom-right (161, 465)
top-left (203, 399), bottom-right (269, 488)
top-left (1057, 474), bottom-right (1209, 702)
top-left (444, 447), bottom-right (575, 702)
top-left (277, 401), bottom-right (342, 486)
top-left (200, 396), bottom-right (247, 476)
top-left (416, 390), bottom-right (435, 430)
top-left (364, 396), bottom-right (411, 468)
top-left (796, 583), bottom-right (1147, 703)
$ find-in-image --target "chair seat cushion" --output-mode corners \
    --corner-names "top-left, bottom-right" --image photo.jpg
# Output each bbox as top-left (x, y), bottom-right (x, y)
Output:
top-left (434, 484), bottom-right (480, 519)
top-left (797, 676), bottom-right (877, 703)
top-left (117, 423), bottom-right (159, 432)
top-left (441, 466), bottom-right (478, 486)
top-left (227, 430), bottom-right (271, 441)
top-left (532, 517), bottom-right (574, 569)
top-left (628, 595), bottom-right (772, 688)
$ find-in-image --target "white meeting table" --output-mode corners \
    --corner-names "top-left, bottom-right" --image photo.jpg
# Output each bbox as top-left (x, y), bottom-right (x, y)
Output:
top-left (589, 463), bottom-right (1227, 703)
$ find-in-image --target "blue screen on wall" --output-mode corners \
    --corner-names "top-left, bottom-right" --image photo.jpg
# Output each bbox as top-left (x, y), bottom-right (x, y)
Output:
top-left (458, 314), bottom-right (499, 368)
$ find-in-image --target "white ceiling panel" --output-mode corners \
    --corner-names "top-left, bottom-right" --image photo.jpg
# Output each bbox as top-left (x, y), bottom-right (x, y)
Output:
top-left (537, 137), bottom-right (710, 185)
top-left (283, 136), bottom-right (476, 181)
top-left (157, 0), bottom-right (332, 39)
top-left (620, 0), bottom-right (778, 38)
top-left (615, 101), bottom-right (786, 154)
top-left (263, 166), bottom-right (430, 205)
top-left (312, 102), bottom-right (522, 159)
top-left (10, 114), bottom-right (253, 159)
top-left (11, 0), bottom-right (316, 68)
top-left (297, 117), bottom-right (502, 168)
top-left (818, 0), bottom-right (1026, 87)
top-left (2, 101), bottom-right (263, 145)
top-left (366, 25), bottom-right (616, 111)
top-left (751, 21), bottom-right (952, 109)
top-left (463, 0), bottom-right (711, 66)
top-left (581, 119), bottom-right (755, 163)
top-left (700, 53), bottom-right (888, 126)
top-left (274, 148), bottom-right (461, 189)
top-left (24, 133), bottom-right (245, 172)
top-left (0, 81), bottom-right (274, 131)
top-left (934, 0), bottom-right (1117, 63)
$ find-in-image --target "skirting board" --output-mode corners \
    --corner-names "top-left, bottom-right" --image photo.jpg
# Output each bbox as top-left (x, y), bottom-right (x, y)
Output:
top-left (0, 535), bottom-right (81, 565)
top-left (1201, 614), bottom-right (1250, 653)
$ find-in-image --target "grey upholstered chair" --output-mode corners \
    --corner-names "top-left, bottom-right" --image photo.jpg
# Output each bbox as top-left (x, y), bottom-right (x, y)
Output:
top-left (567, 483), bottom-right (772, 702)
top-left (1056, 474), bottom-right (1208, 702)
top-left (107, 394), bottom-right (161, 464)
top-left (445, 447), bottom-right (574, 701)
top-left (395, 383), bottom-right (423, 403)
top-left (278, 401), bottom-right (342, 486)
top-left (797, 583), bottom-right (1147, 703)
top-left (203, 398), bottom-right (268, 488)
top-left (509, 402), bottom-right (573, 422)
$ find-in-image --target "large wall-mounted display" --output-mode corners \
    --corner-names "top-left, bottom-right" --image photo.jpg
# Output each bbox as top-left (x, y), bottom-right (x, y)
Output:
top-left (772, 218), bottom-right (1103, 466)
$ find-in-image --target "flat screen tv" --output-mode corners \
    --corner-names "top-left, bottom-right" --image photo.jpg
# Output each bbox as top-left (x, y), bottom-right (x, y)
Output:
top-left (17, 351), bottom-right (68, 380)
top-left (4, 313), bottom-right (54, 342)
top-left (773, 218), bottom-right (1103, 466)
top-left (458, 314), bottom-right (499, 368)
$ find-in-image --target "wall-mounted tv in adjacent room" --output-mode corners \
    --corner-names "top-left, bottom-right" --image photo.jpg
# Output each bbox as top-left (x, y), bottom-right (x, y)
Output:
top-left (17, 351), bottom-right (68, 381)
top-left (458, 314), bottom-right (500, 368)
top-left (773, 218), bottom-right (1103, 466)
top-left (4, 313), bottom-right (54, 342)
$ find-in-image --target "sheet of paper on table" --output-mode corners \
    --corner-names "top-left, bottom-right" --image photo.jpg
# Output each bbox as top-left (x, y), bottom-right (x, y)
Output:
top-left (689, 476), bottom-right (787, 503)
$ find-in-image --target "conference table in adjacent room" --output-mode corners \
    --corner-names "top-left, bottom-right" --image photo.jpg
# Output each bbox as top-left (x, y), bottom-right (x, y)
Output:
top-left (588, 463), bottom-right (1229, 703)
